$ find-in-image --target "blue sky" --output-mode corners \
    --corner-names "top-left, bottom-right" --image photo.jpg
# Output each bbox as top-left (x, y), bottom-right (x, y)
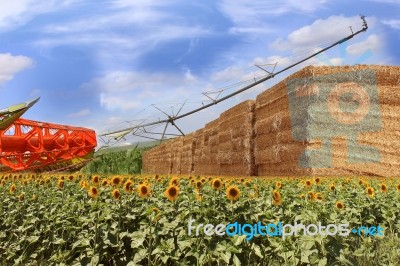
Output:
top-left (0, 0), bottom-right (399, 146)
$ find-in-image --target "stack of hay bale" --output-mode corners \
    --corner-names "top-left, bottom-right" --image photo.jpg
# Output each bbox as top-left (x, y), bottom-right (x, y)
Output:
top-left (168, 137), bottom-right (183, 174)
top-left (217, 100), bottom-right (255, 176)
top-left (193, 119), bottom-right (220, 175)
top-left (143, 65), bottom-right (400, 177)
top-left (295, 65), bottom-right (400, 177)
top-left (141, 141), bottom-right (171, 174)
top-left (254, 80), bottom-right (309, 176)
top-left (180, 133), bottom-right (195, 175)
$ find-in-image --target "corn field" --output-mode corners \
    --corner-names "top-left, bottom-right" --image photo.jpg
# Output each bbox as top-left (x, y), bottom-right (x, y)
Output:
top-left (1, 173), bottom-right (399, 265)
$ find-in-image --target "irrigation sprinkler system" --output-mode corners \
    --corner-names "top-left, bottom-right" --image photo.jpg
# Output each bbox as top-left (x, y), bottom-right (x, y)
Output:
top-left (99, 16), bottom-right (368, 146)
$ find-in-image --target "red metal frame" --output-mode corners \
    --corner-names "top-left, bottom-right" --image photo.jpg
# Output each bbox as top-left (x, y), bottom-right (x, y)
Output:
top-left (0, 118), bottom-right (97, 171)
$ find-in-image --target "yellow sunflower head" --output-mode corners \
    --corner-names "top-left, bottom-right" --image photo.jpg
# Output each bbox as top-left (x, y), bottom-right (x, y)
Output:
top-left (335, 201), bottom-right (345, 209)
top-left (275, 181), bottom-right (282, 189)
top-left (124, 180), bottom-right (134, 193)
top-left (169, 177), bottom-right (179, 187)
top-left (366, 186), bottom-right (375, 197)
top-left (18, 193), bottom-right (24, 201)
top-left (380, 183), bottom-right (388, 193)
top-left (212, 178), bottom-right (223, 190)
top-left (101, 179), bottom-right (109, 186)
top-left (396, 183), bottom-right (400, 192)
top-left (138, 184), bottom-right (151, 198)
top-left (91, 175), bottom-right (100, 184)
top-left (196, 181), bottom-right (203, 190)
top-left (111, 176), bottom-right (122, 187)
top-left (111, 189), bottom-right (121, 200)
top-left (315, 192), bottom-right (323, 201)
top-left (329, 184), bottom-right (336, 191)
top-left (305, 180), bottom-right (312, 187)
top-left (88, 186), bottom-right (99, 199)
top-left (164, 185), bottom-right (179, 202)
top-left (308, 191), bottom-right (316, 201)
top-left (68, 175), bottom-right (75, 181)
top-left (226, 185), bottom-right (241, 201)
top-left (57, 180), bottom-right (64, 189)
top-left (315, 177), bottom-right (321, 185)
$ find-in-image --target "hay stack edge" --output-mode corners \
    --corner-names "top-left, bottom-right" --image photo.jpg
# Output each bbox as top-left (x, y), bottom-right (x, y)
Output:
top-left (142, 65), bottom-right (400, 177)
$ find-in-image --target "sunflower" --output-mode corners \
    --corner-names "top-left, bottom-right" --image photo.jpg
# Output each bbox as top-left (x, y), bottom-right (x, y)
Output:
top-left (380, 183), bottom-right (388, 193)
top-left (88, 186), bottom-right (99, 199)
top-left (138, 184), bottom-right (151, 198)
top-left (91, 175), bottom-right (100, 184)
top-left (275, 181), bottom-right (282, 189)
top-left (164, 185), bottom-right (179, 202)
top-left (328, 184), bottom-right (336, 191)
top-left (305, 180), bottom-right (312, 187)
top-left (124, 180), bottom-right (134, 193)
top-left (308, 191), bottom-right (316, 201)
top-left (271, 189), bottom-right (281, 204)
top-left (315, 177), bottom-right (321, 185)
top-left (57, 180), bottom-right (64, 189)
top-left (212, 178), bottom-right (223, 190)
top-left (315, 192), bottom-right (323, 201)
top-left (80, 180), bottom-right (89, 189)
top-left (169, 177), bottom-right (179, 187)
top-left (68, 175), bottom-right (74, 181)
top-left (299, 194), bottom-right (305, 199)
top-left (397, 183), bottom-right (400, 192)
top-left (252, 184), bottom-right (259, 198)
top-left (111, 176), bottom-right (122, 187)
top-left (101, 179), bottom-right (109, 186)
top-left (366, 186), bottom-right (375, 197)
top-left (335, 201), bottom-right (345, 209)
top-left (195, 190), bottom-right (203, 202)
top-left (226, 185), bottom-right (241, 201)
top-left (18, 193), bottom-right (24, 201)
top-left (112, 189), bottom-right (121, 200)
top-left (196, 181), bottom-right (203, 190)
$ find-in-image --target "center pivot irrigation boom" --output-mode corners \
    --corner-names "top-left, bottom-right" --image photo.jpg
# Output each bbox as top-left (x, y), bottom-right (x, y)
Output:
top-left (100, 16), bottom-right (368, 143)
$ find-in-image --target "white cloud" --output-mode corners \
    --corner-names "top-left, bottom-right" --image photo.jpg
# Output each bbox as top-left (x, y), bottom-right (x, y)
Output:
top-left (84, 69), bottom-right (202, 112)
top-left (271, 15), bottom-right (367, 51)
top-left (0, 53), bottom-right (34, 84)
top-left (0, 0), bottom-right (78, 32)
top-left (68, 108), bottom-right (91, 118)
top-left (218, 0), bottom-right (327, 35)
top-left (382, 19), bottom-right (400, 30)
top-left (346, 34), bottom-right (382, 56)
top-left (100, 93), bottom-right (141, 111)
top-left (34, 1), bottom-right (212, 67)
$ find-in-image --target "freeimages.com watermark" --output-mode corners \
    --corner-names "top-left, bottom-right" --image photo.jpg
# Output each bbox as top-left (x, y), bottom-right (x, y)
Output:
top-left (188, 219), bottom-right (384, 241)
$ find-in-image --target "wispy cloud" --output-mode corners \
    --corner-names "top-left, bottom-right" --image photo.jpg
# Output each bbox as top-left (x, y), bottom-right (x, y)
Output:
top-left (0, 0), bottom-right (79, 32)
top-left (68, 108), bottom-right (91, 118)
top-left (33, 1), bottom-right (213, 69)
top-left (218, 0), bottom-right (328, 35)
top-left (0, 53), bottom-right (34, 85)
top-left (382, 19), bottom-right (400, 30)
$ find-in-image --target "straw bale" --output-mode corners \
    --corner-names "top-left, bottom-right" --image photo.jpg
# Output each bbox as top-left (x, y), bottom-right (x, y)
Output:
top-left (256, 162), bottom-right (311, 176)
top-left (254, 130), bottom-right (297, 150)
top-left (230, 126), bottom-right (253, 139)
top-left (255, 143), bottom-right (305, 164)
top-left (255, 82), bottom-right (287, 109)
top-left (219, 100), bottom-right (255, 121)
top-left (220, 163), bottom-right (253, 176)
top-left (218, 131), bottom-right (232, 143)
top-left (218, 113), bottom-right (253, 131)
top-left (254, 113), bottom-right (293, 135)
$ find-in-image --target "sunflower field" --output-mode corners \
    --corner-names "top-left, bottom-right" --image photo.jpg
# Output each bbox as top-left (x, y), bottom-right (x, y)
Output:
top-left (1, 173), bottom-right (400, 265)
